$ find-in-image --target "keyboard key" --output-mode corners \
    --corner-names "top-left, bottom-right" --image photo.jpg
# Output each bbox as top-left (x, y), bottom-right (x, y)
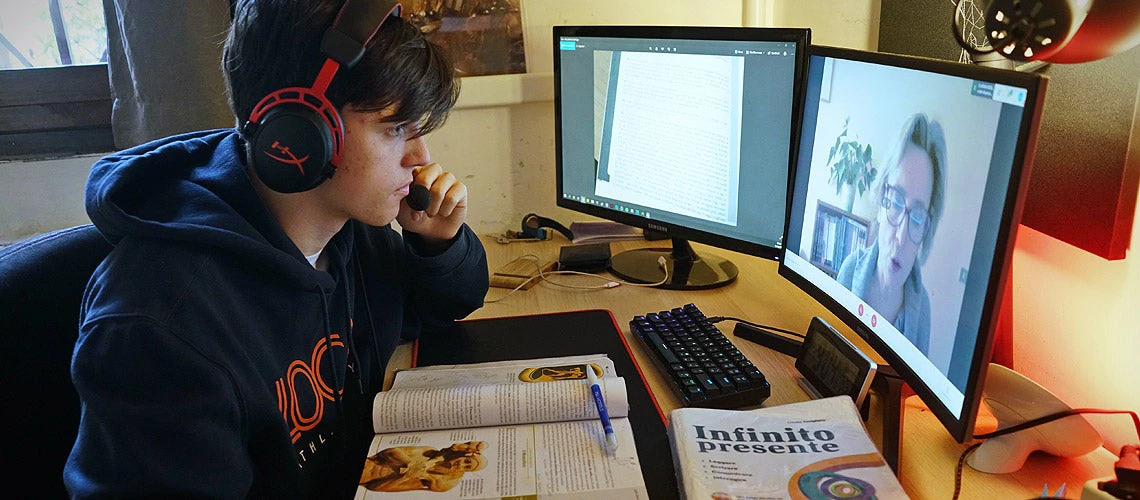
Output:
top-left (640, 328), bottom-right (679, 364)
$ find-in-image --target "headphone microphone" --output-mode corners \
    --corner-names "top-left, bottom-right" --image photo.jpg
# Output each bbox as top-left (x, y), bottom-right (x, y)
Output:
top-left (406, 184), bottom-right (431, 211)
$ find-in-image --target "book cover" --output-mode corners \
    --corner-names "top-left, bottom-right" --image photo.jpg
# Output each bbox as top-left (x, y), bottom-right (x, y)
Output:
top-left (356, 354), bottom-right (649, 499)
top-left (668, 396), bottom-right (908, 499)
top-left (569, 221), bottom-right (643, 244)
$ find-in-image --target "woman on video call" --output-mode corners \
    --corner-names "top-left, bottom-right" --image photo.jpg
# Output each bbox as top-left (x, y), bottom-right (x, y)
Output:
top-left (837, 113), bottom-right (947, 355)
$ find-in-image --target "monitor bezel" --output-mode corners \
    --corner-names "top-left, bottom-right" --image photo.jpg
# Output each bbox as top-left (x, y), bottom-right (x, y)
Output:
top-left (553, 25), bottom-right (811, 261)
top-left (777, 45), bottom-right (1047, 443)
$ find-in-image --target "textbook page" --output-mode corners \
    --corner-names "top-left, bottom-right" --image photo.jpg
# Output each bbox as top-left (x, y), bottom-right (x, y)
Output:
top-left (356, 419), bottom-right (647, 499)
top-left (374, 356), bottom-right (629, 433)
top-left (391, 354), bottom-right (618, 389)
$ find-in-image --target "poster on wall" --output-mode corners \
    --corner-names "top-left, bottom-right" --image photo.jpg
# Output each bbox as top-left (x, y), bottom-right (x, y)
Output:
top-left (404, 0), bottom-right (526, 77)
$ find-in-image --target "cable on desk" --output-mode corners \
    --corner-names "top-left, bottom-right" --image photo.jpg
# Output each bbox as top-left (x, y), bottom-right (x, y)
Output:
top-left (538, 255), bottom-right (668, 290)
top-left (951, 408), bottom-right (1140, 500)
top-left (484, 255), bottom-right (547, 304)
top-left (953, 441), bottom-right (984, 500)
top-left (484, 254), bottom-right (670, 303)
top-left (707, 316), bottom-right (805, 339)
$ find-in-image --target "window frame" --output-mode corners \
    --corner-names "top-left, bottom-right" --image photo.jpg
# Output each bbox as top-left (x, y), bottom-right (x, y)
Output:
top-left (0, 63), bottom-right (114, 160)
top-left (1, 0), bottom-right (113, 160)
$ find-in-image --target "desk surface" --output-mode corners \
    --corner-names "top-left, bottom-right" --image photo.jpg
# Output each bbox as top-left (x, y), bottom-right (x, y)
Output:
top-left (390, 235), bottom-right (1116, 499)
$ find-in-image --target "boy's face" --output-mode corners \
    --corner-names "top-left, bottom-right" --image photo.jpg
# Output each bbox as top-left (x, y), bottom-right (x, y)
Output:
top-left (321, 105), bottom-right (429, 226)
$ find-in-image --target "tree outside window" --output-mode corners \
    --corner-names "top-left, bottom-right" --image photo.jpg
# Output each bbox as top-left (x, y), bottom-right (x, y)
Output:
top-left (1, 0), bottom-right (107, 69)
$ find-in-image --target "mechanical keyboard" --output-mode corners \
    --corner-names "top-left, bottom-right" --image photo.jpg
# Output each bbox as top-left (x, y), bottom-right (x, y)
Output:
top-left (630, 303), bottom-right (770, 409)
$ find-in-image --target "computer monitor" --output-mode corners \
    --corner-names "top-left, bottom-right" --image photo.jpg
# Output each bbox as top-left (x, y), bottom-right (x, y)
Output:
top-left (779, 45), bottom-right (1047, 443)
top-left (554, 25), bottom-right (810, 289)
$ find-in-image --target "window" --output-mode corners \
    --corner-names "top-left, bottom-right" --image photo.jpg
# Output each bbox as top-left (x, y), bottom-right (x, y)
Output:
top-left (0, 0), bottom-right (113, 159)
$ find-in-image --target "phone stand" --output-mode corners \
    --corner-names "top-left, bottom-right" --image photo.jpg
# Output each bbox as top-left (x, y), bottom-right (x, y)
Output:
top-left (967, 363), bottom-right (1102, 474)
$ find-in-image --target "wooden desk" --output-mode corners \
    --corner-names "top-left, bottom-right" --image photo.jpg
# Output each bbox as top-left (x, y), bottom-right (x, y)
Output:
top-left (390, 235), bottom-right (1117, 499)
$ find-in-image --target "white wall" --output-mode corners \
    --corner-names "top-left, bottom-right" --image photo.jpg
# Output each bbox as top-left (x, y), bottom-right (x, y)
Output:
top-left (771, 0), bottom-right (881, 50)
top-left (0, 155), bottom-right (99, 244)
top-left (1012, 216), bottom-right (1140, 453)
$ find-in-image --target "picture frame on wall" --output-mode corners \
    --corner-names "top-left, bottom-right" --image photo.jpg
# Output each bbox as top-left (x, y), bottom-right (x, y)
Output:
top-left (405, 0), bottom-right (527, 77)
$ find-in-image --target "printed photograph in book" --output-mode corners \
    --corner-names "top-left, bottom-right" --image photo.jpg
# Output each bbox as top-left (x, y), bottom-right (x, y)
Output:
top-left (361, 440), bottom-right (489, 493)
top-left (668, 396), bottom-right (908, 499)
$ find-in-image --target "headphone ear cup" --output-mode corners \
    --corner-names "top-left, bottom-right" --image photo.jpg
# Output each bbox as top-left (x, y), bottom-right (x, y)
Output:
top-left (520, 213), bottom-right (545, 239)
top-left (521, 213), bottom-right (574, 241)
top-left (249, 105), bottom-right (336, 193)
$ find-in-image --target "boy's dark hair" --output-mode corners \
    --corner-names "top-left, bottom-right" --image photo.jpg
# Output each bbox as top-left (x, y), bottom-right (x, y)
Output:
top-left (223, 0), bottom-right (458, 138)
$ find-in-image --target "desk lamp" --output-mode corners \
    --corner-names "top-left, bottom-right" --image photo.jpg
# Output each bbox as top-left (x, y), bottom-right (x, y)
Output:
top-left (952, 0), bottom-right (1140, 63)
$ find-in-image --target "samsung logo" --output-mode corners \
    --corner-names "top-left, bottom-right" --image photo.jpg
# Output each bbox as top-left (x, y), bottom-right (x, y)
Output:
top-left (646, 223), bottom-right (668, 233)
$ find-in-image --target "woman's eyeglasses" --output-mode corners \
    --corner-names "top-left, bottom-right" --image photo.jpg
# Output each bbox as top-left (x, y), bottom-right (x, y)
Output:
top-left (881, 186), bottom-right (929, 244)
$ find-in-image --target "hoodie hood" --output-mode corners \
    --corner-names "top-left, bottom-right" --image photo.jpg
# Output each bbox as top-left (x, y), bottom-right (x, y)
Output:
top-left (86, 129), bottom-right (336, 289)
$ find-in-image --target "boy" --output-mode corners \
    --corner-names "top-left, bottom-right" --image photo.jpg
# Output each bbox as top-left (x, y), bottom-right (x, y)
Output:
top-left (64, 0), bottom-right (488, 497)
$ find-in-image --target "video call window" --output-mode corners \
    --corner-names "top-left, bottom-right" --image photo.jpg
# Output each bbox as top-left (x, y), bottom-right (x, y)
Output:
top-left (784, 54), bottom-right (1030, 415)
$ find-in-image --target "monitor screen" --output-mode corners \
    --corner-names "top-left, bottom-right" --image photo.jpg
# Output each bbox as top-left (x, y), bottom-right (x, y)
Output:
top-left (554, 25), bottom-right (809, 289)
top-left (779, 45), bottom-right (1046, 442)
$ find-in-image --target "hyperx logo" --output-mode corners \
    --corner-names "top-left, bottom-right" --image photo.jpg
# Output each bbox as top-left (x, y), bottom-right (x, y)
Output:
top-left (265, 140), bottom-right (309, 174)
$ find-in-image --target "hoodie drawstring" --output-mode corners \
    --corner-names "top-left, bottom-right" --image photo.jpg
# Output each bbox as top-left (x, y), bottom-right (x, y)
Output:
top-left (356, 258), bottom-right (385, 391)
top-left (317, 287), bottom-right (344, 407)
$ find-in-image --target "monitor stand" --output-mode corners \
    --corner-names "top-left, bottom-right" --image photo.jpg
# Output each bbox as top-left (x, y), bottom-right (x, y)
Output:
top-left (608, 238), bottom-right (737, 290)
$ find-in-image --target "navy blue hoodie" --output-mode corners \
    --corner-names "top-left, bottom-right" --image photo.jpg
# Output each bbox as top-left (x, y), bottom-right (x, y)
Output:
top-left (64, 129), bottom-right (488, 498)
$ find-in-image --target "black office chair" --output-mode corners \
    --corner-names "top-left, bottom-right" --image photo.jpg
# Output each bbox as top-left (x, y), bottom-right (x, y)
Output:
top-left (0, 224), bottom-right (111, 498)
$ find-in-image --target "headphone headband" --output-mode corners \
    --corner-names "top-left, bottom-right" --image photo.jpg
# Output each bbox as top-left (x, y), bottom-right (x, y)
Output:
top-left (522, 213), bottom-right (575, 241)
top-left (322, 1), bottom-right (401, 67)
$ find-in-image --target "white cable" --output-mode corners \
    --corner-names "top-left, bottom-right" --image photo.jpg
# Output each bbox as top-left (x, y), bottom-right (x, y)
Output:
top-left (485, 254), bottom-right (670, 304)
top-left (533, 256), bottom-right (665, 288)
top-left (484, 255), bottom-right (546, 304)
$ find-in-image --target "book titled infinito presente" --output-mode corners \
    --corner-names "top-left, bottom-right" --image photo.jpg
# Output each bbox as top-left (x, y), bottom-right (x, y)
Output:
top-left (668, 396), bottom-right (909, 499)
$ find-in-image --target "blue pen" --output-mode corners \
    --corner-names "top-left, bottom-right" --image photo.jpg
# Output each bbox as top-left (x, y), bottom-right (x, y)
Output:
top-left (586, 366), bottom-right (618, 453)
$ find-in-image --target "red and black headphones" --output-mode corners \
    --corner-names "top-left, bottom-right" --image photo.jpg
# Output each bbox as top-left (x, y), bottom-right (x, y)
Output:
top-left (243, 0), bottom-right (402, 193)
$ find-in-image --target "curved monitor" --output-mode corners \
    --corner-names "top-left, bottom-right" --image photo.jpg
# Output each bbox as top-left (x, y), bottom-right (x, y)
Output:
top-left (554, 25), bottom-right (809, 289)
top-left (779, 45), bottom-right (1047, 442)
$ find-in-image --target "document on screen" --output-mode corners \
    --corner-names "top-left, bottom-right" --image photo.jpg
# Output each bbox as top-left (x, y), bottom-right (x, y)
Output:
top-left (594, 51), bottom-right (743, 226)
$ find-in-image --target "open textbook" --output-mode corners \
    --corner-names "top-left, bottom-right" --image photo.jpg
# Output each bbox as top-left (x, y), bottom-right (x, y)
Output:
top-left (355, 354), bottom-right (648, 499)
top-left (669, 396), bottom-right (908, 499)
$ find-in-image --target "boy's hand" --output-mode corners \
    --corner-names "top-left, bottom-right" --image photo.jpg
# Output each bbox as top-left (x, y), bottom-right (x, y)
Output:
top-left (397, 163), bottom-right (467, 249)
